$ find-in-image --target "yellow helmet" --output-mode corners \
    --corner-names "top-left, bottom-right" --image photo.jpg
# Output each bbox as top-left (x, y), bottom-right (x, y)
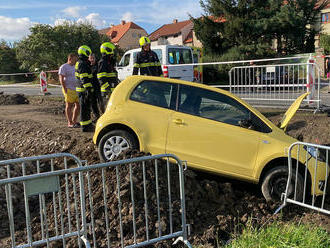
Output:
top-left (100, 42), bottom-right (116, 55)
top-left (78, 45), bottom-right (92, 57)
top-left (139, 36), bottom-right (151, 47)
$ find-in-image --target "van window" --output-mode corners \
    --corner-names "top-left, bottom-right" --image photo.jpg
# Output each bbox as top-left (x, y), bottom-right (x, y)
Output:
top-left (168, 48), bottom-right (192, 64)
top-left (119, 54), bottom-right (130, 67)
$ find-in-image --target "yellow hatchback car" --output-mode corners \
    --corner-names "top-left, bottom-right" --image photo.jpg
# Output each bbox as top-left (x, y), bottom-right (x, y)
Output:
top-left (93, 75), bottom-right (327, 201)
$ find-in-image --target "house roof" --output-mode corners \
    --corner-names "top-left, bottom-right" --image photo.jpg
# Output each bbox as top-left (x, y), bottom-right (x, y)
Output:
top-left (105, 21), bottom-right (146, 43)
top-left (149, 19), bottom-right (192, 41)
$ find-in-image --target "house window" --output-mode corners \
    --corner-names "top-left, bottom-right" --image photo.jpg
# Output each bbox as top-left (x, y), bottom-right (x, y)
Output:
top-left (321, 13), bottom-right (329, 23)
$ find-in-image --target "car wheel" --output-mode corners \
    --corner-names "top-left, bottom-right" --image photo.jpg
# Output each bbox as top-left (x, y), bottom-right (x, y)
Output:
top-left (98, 130), bottom-right (138, 162)
top-left (261, 166), bottom-right (304, 202)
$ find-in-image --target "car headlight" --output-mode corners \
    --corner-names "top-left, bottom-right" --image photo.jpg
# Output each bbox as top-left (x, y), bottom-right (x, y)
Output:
top-left (303, 145), bottom-right (327, 163)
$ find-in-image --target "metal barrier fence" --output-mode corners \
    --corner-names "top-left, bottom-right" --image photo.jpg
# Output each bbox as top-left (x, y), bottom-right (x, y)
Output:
top-left (0, 153), bottom-right (86, 248)
top-left (0, 153), bottom-right (192, 248)
top-left (228, 63), bottom-right (321, 109)
top-left (167, 55), bottom-right (322, 109)
top-left (275, 142), bottom-right (330, 215)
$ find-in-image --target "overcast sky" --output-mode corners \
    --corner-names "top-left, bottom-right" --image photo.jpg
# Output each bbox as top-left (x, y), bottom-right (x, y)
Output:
top-left (0, 0), bottom-right (204, 41)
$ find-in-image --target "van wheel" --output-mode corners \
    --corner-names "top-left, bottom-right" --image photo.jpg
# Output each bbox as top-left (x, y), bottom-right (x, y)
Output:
top-left (261, 166), bottom-right (304, 202)
top-left (98, 130), bottom-right (138, 162)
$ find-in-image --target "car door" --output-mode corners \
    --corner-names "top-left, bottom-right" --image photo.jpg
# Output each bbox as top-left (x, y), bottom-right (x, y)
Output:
top-left (117, 53), bottom-right (132, 81)
top-left (166, 84), bottom-right (261, 178)
top-left (127, 80), bottom-right (177, 155)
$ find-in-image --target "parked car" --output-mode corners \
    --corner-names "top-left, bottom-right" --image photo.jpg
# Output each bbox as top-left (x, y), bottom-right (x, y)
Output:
top-left (117, 45), bottom-right (194, 82)
top-left (93, 75), bottom-right (328, 201)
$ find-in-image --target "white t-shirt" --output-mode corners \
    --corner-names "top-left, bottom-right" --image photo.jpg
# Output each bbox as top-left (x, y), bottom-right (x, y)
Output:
top-left (58, 63), bottom-right (77, 90)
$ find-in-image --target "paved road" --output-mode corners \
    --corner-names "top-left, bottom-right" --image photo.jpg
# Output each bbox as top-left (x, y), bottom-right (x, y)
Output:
top-left (0, 83), bottom-right (62, 96)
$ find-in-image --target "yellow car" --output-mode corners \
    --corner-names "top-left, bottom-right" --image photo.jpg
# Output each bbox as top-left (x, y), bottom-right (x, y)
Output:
top-left (93, 75), bottom-right (328, 201)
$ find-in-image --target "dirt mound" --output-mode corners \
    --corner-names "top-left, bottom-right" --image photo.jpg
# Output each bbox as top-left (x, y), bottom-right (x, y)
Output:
top-left (0, 93), bottom-right (29, 105)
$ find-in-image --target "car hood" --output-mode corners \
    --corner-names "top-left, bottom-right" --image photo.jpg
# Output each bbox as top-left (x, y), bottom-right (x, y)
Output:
top-left (279, 92), bottom-right (310, 130)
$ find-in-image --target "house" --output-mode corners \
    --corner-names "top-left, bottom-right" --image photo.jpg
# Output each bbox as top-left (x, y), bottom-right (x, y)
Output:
top-left (149, 19), bottom-right (202, 48)
top-left (315, 2), bottom-right (330, 49)
top-left (99, 21), bottom-right (148, 50)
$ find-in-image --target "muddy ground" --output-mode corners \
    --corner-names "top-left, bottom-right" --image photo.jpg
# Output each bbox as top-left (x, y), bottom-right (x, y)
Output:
top-left (0, 94), bottom-right (329, 247)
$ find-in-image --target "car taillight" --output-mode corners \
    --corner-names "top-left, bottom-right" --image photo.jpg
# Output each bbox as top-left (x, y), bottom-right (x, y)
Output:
top-left (163, 65), bottom-right (168, 77)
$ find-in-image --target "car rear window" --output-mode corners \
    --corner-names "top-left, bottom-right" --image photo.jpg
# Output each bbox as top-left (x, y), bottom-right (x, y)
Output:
top-left (130, 80), bottom-right (175, 109)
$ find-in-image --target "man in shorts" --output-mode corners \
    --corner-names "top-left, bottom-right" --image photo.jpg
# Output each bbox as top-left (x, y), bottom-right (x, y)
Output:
top-left (59, 53), bottom-right (80, 128)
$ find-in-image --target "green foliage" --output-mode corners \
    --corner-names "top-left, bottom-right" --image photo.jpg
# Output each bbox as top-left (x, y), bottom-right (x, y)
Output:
top-left (225, 222), bottom-right (330, 248)
top-left (15, 22), bottom-right (109, 71)
top-left (194, 0), bottom-right (329, 58)
top-left (320, 34), bottom-right (330, 54)
top-left (0, 40), bottom-right (21, 73)
top-left (0, 40), bottom-right (27, 81)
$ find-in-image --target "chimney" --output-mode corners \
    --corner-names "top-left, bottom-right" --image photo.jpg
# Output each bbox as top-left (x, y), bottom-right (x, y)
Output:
top-left (121, 20), bottom-right (126, 25)
top-left (173, 19), bottom-right (178, 24)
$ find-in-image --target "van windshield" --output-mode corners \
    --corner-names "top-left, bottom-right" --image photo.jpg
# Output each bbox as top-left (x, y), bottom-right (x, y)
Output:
top-left (168, 48), bottom-right (192, 64)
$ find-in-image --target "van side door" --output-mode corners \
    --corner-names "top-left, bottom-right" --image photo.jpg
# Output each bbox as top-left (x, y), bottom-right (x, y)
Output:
top-left (117, 53), bottom-right (132, 81)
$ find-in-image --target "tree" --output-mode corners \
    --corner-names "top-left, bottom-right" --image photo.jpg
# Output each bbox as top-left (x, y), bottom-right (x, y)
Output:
top-left (0, 40), bottom-right (23, 80)
top-left (193, 0), bottom-right (329, 59)
top-left (320, 34), bottom-right (330, 53)
top-left (16, 22), bottom-right (109, 71)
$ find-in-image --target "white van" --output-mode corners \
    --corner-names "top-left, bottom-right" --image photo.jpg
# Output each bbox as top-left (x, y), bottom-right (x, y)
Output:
top-left (117, 45), bottom-right (194, 82)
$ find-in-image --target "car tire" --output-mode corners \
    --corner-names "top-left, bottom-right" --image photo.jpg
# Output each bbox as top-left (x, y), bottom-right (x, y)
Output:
top-left (261, 166), bottom-right (304, 202)
top-left (98, 130), bottom-right (138, 162)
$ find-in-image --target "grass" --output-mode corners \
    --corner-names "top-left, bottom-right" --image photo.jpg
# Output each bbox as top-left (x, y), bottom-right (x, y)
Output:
top-left (223, 221), bottom-right (330, 248)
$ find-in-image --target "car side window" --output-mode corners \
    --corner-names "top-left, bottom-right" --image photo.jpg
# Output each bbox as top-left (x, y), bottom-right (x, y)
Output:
top-left (178, 85), bottom-right (271, 132)
top-left (130, 81), bottom-right (174, 109)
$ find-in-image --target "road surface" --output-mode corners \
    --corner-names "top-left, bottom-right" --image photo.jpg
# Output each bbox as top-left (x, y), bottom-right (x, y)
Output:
top-left (0, 83), bottom-right (62, 96)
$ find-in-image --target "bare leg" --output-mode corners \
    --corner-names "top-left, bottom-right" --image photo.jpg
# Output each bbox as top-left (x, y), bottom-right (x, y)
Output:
top-left (72, 102), bottom-right (80, 124)
top-left (66, 102), bottom-right (74, 126)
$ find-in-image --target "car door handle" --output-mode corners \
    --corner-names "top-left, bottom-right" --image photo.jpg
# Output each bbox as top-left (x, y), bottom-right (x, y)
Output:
top-left (173, 118), bottom-right (184, 125)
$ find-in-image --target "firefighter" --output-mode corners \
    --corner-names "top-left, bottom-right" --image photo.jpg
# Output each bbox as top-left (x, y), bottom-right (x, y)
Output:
top-left (88, 53), bottom-right (103, 117)
top-left (75, 45), bottom-right (94, 132)
top-left (97, 42), bottom-right (118, 102)
top-left (133, 36), bottom-right (163, 76)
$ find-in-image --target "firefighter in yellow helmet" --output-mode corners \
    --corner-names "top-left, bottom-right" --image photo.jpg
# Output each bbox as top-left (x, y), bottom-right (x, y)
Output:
top-left (75, 45), bottom-right (94, 132)
top-left (133, 36), bottom-right (163, 76)
top-left (97, 42), bottom-right (118, 102)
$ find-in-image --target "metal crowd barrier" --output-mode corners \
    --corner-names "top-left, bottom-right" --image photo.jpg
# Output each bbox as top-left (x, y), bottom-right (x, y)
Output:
top-left (0, 153), bottom-right (87, 248)
top-left (228, 63), bottom-right (321, 109)
top-left (275, 142), bottom-right (330, 215)
top-left (0, 153), bottom-right (192, 248)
